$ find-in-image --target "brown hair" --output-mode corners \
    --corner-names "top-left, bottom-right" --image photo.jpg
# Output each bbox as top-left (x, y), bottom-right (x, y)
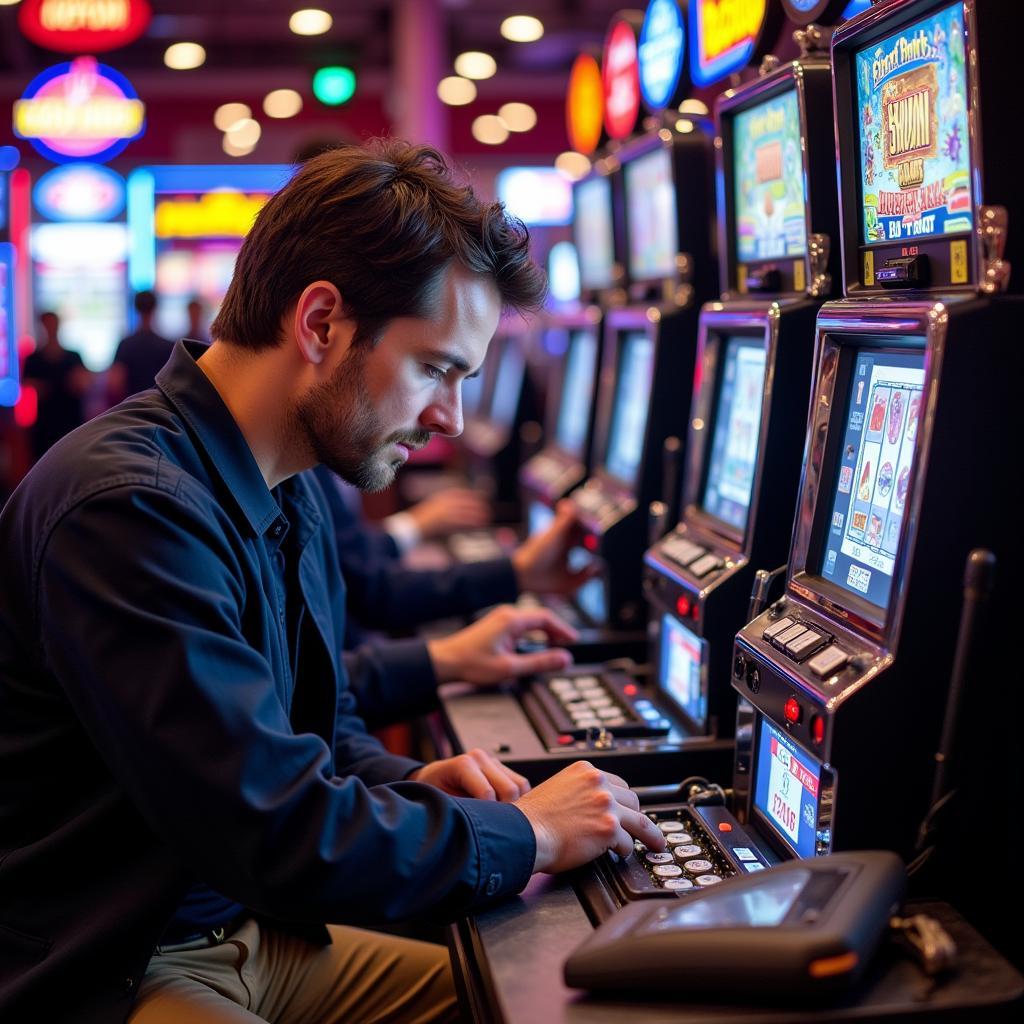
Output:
top-left (211, 138), bottom-right (546, 350)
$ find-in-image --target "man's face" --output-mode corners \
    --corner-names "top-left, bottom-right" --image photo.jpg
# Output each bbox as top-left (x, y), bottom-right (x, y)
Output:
top-left (295, 265), bottom-right (501, 491)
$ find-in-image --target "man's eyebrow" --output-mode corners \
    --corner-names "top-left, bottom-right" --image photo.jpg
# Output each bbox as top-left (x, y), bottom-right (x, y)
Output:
top-left (423, 349), bottom-right (476, 375)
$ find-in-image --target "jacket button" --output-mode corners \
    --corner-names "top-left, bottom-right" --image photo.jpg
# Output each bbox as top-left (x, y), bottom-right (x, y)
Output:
top-left (124, 977), bottom-right (135, 992)
top-left (485, 873), bottom-right (502, 896)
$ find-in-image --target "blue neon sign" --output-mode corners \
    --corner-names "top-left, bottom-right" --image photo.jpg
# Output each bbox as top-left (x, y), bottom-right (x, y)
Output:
top-left (639, 0), bottom-right (687, 112)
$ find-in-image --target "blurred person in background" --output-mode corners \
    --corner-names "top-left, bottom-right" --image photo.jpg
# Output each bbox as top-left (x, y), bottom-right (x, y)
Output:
top-left (110, 290), bottom-right (173, 400)
top-left (21, 311), bottom-right (90, 462)
top-left (186, 296), bottom-right (210, 344)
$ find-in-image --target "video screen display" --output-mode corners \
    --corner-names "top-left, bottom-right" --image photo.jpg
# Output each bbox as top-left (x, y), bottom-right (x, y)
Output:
top-left (624, 146), bottom-right (678, 282)
top-left (489, 343), bottom-right (524, 427)
top-left (702, 337), bottom-right (767, 532)
top-left (753, 719), bottom-right (822, 859)
top-left (733, 88), bottom-right (808, 263)
top-left (554, 331), bottom-right (598, 458)
top-left (604, 332), bottom-right (655, 484)
top-left (820, 346), bottom-right (924, 611)
top-left (461, 370), bottom-right (486, 418)
top-left (659, 613), bottom-right (706, 728)
top-left (855, 2), bottom-right (972, 246)
top-left (574, 176), bottom-right (616, 291)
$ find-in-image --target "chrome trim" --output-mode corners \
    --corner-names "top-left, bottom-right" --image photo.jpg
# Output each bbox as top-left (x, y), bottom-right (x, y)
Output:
top-left (680, 303), bottom-right (782, 554)
top-left (786, 297), bottom-right (951, 649)
top-left (715, 56), bottom-right (831, 300)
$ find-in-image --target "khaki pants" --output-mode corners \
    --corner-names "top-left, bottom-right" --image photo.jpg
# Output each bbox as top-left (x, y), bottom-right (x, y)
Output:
top-left (128, 918), bottom-right (460, 1023)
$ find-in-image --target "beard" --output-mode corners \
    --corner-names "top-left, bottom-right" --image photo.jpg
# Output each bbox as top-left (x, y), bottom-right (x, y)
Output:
top-left (294, 344), bottom-right (431, 492)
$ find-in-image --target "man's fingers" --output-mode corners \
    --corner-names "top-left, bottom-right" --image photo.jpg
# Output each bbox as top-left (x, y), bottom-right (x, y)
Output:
top-left (507, 648), bottom-right (573, 678)
top-left (598, 769), bottom-right (631, 790)
top-left (620, 806), bottom-right (667, 851)
top-left (608, 823), bottom-right (637, 859)
top-left (509, 607), bottom-right (579, 644)
top-left (455, 758), bottom-right (497, 801)
top-left (608, 782), bottom-right (641, 812)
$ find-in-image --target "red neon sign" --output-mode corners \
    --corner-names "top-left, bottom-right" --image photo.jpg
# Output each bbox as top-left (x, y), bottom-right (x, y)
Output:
top-left (602, 17), bottom-right (642, 142)
top-left (18, 0), bottom-right (151, 54)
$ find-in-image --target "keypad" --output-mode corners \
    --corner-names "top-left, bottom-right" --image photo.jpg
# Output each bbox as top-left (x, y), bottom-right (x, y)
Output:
top-left (763, 618), bottom-right (838, 666)
top-left (689, 553), bottom-right (724, 578)
top-left (540, 674), bottom-right (671, 740)
top-left (661, 535), bottom-right (706, 567)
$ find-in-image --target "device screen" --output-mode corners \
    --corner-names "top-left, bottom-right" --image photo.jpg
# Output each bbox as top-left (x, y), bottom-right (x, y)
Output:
top-left (604, 332), bottom-right (655, 485)
top-left (574, 175), bottom-right (616, 291)
top-left (658, 613), bottom-right (706, 729)
top-left (555, 331), bottom-right (598, 458)
top-left (855, 2), bottom-right (972, 247)
top-left (733, 88), bottom-right (808, 263)
top-left (488, 343), bottom-right (523, 428)
top-left (701, 337), bottom-right (768, 532)
top-left (624, 146), bottom-right (678, 282)
top-left (639, 867), bottom-right (812, 933)
top-left (753, 719), bottom-right (823, 858)
top-left (528, 500), bottom-right (555, 538)
top-left (819, 346), bottom-right (924, 611)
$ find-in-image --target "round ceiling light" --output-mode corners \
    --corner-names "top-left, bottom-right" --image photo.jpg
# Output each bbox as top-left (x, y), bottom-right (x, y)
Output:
top-left (289, 9), bottom-right (332, 36)
top-left (501, 16), bottom-right (544, 42)
top-left (164, 42), bottom-right (206, 71)
top-left (454, 51), bottom-right (497, 80)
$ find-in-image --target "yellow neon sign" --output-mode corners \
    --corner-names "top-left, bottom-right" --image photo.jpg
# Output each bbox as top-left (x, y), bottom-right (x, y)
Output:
top-left (154, 192), bottom-right (270, 239)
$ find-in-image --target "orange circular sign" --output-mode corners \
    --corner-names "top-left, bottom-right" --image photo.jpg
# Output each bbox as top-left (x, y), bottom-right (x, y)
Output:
top-left (566, 53), bottom-right (604, 155)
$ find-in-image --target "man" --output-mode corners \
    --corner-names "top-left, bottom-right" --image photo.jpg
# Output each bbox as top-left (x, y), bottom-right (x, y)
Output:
top-left (110, 289), bottom-right (173, 399)
top-left (186, 296), bottom-right (210, 344)
top-left (21, 310), bottom-right (90, 460)
top-left (0, 140), bottom-right (663, 1023)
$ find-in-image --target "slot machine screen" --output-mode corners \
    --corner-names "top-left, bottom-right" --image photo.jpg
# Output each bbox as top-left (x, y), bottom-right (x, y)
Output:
top-left (573, 176), bottom-right (616, 291)
top-left (604, 332), bottom-right (655, 485)
top-left (701, 337), bottom-right (768, 532)
top-left (818, 346), bottom-right (925, 611)
top-left (855, 2), bottom-right (972, 247)
top-left (461, 370), bottom-right (485, 419)
top-left (733, 89), bottom-right (808, 262)
top-left (753, 719), bottom-right (823, 859)
top-left (554, 330), bottom-right (598, 458)
top-left (624, 146), bottom-right (678, 282)
top-left (488, 342), bottom-right (524, 428)
top-left (528, 500), bottom-right (555, 538)
top-left (658, 613), bottom-right (707, 729)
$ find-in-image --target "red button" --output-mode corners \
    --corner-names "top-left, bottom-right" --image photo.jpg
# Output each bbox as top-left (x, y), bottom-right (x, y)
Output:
top-left (784, 697), bottom-right (802, 724)
top-left (623, 683), bottom-right (638, 696)
top-left (676, 596), bottom-right (691, 618)
top-left (718, 822), bottom-right (733, 833)
top-left (583, 534), bottom-right (599, 552)
top-left (811, 714), bottom-right (825, 745)
top-left (557, 734), bottom-right (574, 745)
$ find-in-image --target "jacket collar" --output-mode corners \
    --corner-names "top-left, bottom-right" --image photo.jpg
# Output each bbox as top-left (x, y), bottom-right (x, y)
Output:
top-left (156, 340), bottom-right (284, 538)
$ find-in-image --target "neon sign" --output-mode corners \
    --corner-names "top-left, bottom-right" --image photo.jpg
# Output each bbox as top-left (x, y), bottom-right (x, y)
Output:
top-left (639, 0), bottom-right (687, 112)
top-left (34, 163), bottom-right (125, 222)
top-left (566, 53), bottom-right (604, 155)
top-left (154, 192), bottom-right (270, 240)
top-left (13, 57), bottom-right (145, 163)
top-left (602, 15), bottom-right (642, 141)
top-left (689, 0), bottom-right (769, 86)
top-left (18, 0), bottom-right (151, 54)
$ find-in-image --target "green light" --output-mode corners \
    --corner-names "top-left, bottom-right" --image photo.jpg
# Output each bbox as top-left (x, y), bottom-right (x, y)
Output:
top-left (313, 66), bottom-right (356, 106)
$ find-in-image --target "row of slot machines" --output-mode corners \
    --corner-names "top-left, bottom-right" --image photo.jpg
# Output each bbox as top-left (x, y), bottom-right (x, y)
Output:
top-left (436, 0), bottom-right (1019, 944)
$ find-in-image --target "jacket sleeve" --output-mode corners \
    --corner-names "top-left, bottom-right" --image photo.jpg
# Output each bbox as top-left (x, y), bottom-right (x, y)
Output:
top-left (36, 482), bottom-right (536, 925)
top-left (341, 638), bottom-right (441, 730)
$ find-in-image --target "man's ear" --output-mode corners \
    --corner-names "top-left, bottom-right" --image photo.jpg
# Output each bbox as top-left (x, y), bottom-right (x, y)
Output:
top-left (291, 281), bottom-right (353, 367)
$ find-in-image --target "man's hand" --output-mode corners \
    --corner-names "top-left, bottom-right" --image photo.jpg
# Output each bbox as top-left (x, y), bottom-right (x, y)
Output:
top-left (514, 762), bottom-right (667, 873)
top-left (407, 488), bottom-right (491, 540)
top-left (409, 749), bottom-right (530, 801)
top-left (512, 499), bottom-right (599, 597)
top-left (427, 605), bottom-right (577, 685)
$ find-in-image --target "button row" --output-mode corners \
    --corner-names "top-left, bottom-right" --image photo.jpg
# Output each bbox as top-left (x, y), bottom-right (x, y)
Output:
top-left (761, 616), bottom-right (845, 674)
top-left (660, 536), bottom-right (724, 579)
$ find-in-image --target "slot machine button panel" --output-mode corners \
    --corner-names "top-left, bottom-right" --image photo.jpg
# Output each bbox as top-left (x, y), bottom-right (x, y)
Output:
top-left (784, 629), bottom-right (826, 660)
top-left (773, 623), bottom-right (808, 647)
top-left (689, 553), bottom-right (724, 578)
top-left (762, 616), bottom-right (796, 640)
top-left (807, 645), bottom-right (849, 678)
top-left (662, 536), bottom-right (706, 566)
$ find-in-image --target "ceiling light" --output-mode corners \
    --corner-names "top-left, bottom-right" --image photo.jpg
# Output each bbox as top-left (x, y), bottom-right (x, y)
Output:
top-left (674, 118), bottom-right (694, 134)
top-left (214, 103), bottom-right (251, 131)
top-left (263, 89), bottom-right (303, 118)
top-left (0, 1), bottom-right (23, 6)
top-left (678, 99), bottom-right (710, 116)
top-left (289, 8), bottom-right (332, 36)
top-left (223, 135), bottom-right (256, 158)
top-left (454, 51), bottom-right (497, 80)
top-left (501, 15), bottom-right (544, 42)
top-left (472, 115), bottom-right (509, 145)
top-left (555, 151), bottom-right (591, 181)
top-left (164, 42), bottom-right (206, 71)
top-left (437, 76), bottom-right (477, 106)
top-left (226, 118), bottom-right (261, 148)
top-left (312, 66), bottom-right (356, 106)
top-left (498, 102), bottom-right (536, 132)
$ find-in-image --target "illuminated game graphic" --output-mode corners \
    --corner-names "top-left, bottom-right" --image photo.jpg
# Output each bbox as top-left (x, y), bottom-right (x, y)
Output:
top-left (625, 147), bottom-right (678, 282)
top-left (734, 90), bottom-right (808, 262)
top-left (856, 3), bottom-right (972, 245)
top-left (702, 338), bottom-right (767, 531)
top-left (555, 332), bottom-right (597, 458)
top-left (605, 333), bottom-right (655, 483)
top-left (754, 719), bottom-right (822, 858)
top-left (821, 348), bottom-right (925, 610)
top-left (574, 176), bottom-right (615, 291)
top-left (660, 613), bottom-right (706, 727)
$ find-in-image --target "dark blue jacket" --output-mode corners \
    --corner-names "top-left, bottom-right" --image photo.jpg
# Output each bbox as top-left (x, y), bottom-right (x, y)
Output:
top-left (0, 341), bottom-right (535, 1023)
top-left (312, 465), bottom-right (518, 652)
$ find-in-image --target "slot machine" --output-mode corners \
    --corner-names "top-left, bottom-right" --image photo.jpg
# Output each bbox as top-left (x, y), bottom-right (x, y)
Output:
top-left (585, 0), bottom-right (1022, 909)
top-left (440, 119), bottom-right (720, 784)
